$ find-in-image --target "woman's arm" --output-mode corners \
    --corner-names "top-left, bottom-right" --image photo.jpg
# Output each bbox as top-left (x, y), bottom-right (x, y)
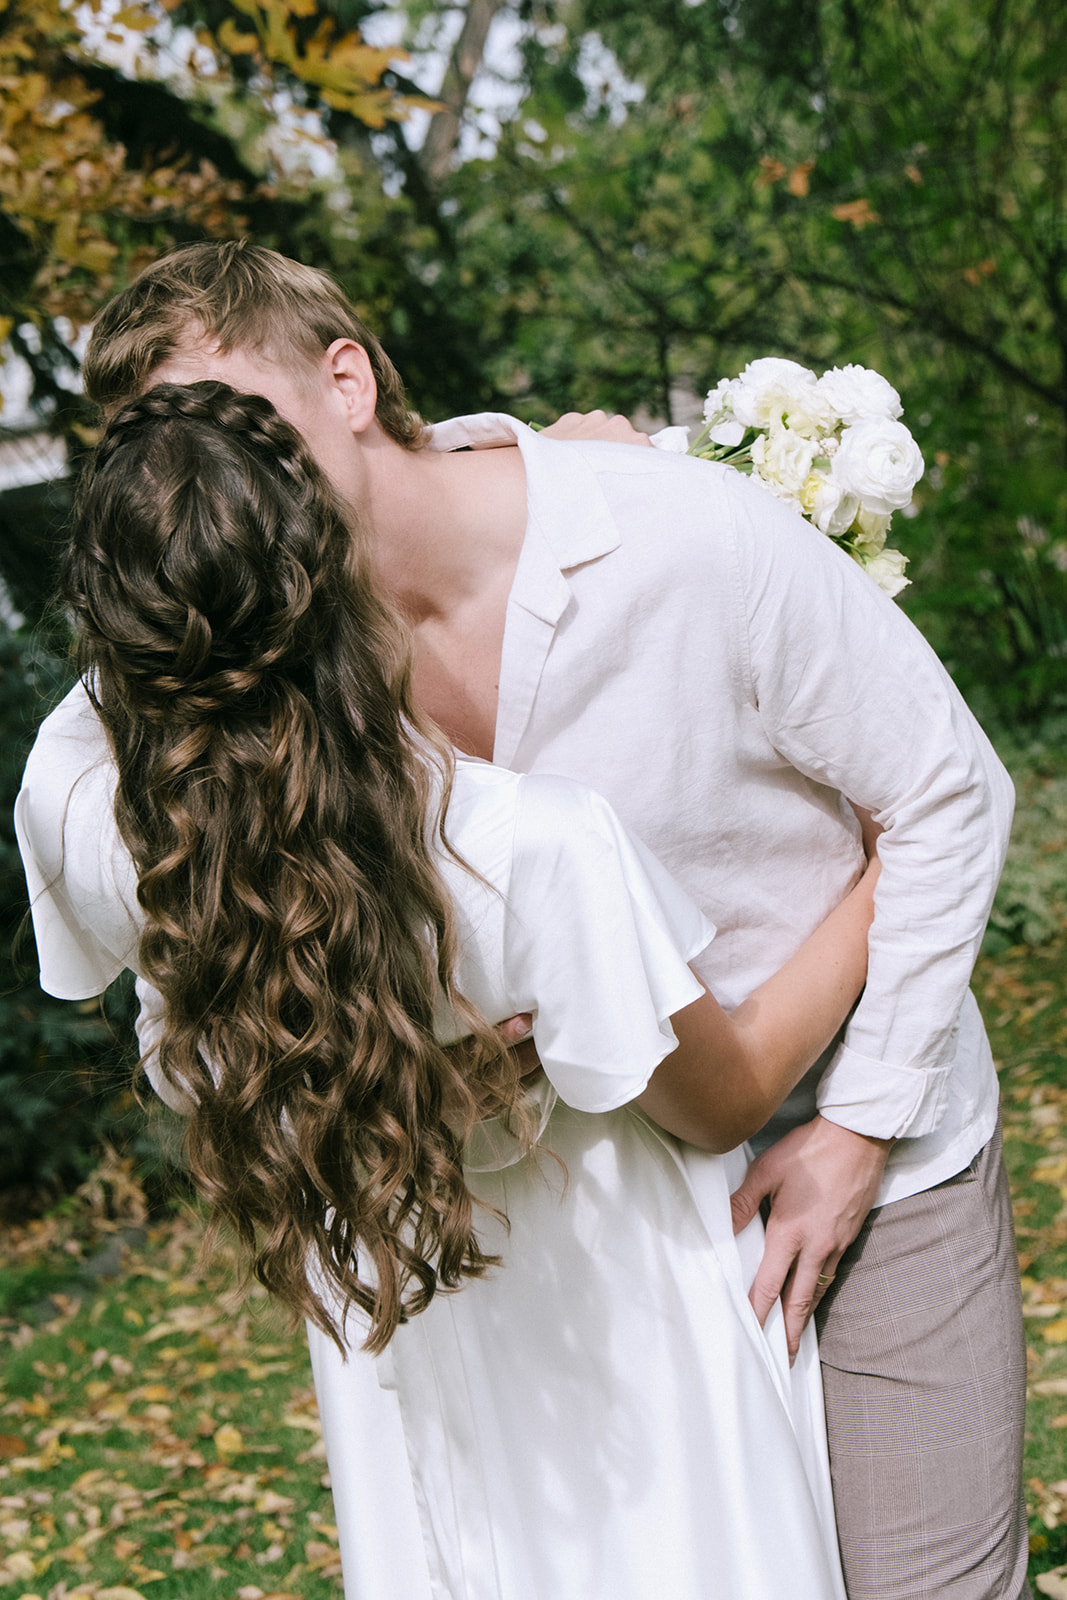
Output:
top-left (634, 856), bottom-right (880, 1152)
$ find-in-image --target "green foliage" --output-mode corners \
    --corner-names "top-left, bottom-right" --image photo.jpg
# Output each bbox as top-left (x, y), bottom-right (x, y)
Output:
top-left (0, 622), bottom-right (150, 1203)
top-left (985, 719), bottom-right (1067, 949)
top-left (897, 397), bottom-right (1067, 719)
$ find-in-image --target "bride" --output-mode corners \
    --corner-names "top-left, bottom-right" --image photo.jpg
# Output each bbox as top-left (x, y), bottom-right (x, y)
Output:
top-left (17, 381), bottom-right (877, 1599)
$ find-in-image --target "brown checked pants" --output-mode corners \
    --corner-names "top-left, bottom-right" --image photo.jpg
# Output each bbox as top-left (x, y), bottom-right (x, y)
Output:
top-left (816, 1121), bottom-right (1031, 1600)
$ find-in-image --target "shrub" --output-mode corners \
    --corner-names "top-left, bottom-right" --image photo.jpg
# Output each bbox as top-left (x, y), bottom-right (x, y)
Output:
top-left (986, 718), bottom-right (1067, 951)
top-left (0, 622), bottom-right (179, 1211)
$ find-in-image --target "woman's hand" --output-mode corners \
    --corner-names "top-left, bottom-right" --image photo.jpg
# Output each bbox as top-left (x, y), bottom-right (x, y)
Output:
top-left (495, 1013), bottom-right (542, 1078)
top-left (541, 411), bottom-right (651, 447)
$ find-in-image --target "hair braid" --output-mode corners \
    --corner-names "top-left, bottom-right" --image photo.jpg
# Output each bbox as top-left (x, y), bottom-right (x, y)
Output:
top-left (64, 380), bottom-right (521, 1352)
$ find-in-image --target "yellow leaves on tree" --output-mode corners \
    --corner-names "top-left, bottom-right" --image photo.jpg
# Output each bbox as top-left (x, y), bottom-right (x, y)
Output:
top-left (832, 197), bottom-right (882, 229)
top-left (1, 0), bottom-right (425, 328)
top-left (210, 0), bottom-right (418, 128)
top-left (964, 257), bottom-right (997, 286)
top-left (0, 0), bottom-right (247, 323)
top-left (754, 156), bottom-right (788, 187)
top-left (754, 157), bottom-right (815, 197)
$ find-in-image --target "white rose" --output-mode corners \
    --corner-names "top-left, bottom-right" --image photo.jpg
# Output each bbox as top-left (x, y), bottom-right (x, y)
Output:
top-left (803, 470), bottom-right (859, 536)
top-left (649, 425), bottom-right (691, 453)
top-left (832, 417), bottom-right (924, 514)
top-left (858, 546), bottom-right (911, 597)
top-left (815, 364), bottom-right (903, 424)
top-left (751, 423), bottom-right (817, 506)
top-left (732, 358), bottom-right (819, 430)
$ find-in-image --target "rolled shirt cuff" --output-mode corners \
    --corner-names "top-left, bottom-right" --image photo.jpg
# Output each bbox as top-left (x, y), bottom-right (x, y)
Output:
top-left (815, 1043), bottom-right (954, 1140)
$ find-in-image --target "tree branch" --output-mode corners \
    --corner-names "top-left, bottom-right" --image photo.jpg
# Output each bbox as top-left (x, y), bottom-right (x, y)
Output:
top-left (797, 266), bottom-right (1066, 409)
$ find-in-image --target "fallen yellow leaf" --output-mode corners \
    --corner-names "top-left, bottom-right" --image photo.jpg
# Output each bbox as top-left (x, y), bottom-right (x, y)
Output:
top-left (255, 1489), bottom-right (296, 1514)
top-left (214, 1422), bottom-right (244, 1459)
top-left (134, 1384), bottom-right (171, 1403)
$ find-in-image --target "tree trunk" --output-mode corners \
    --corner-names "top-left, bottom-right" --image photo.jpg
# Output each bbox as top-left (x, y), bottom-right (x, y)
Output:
top-left (418, 0), bottom-right (511, 187)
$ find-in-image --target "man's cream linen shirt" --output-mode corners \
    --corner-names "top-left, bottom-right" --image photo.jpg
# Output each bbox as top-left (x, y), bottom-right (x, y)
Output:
top-left (431, 415), bottom-right (1015, 1206)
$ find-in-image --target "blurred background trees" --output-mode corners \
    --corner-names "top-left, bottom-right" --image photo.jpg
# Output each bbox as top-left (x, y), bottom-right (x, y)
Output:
top-left (3, 0), bottom-right (1066, 1202)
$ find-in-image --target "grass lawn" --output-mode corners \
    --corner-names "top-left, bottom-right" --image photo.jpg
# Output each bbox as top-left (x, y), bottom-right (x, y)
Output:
top-left (0, 1211), bottom-right (341, 1600)
top-left (978, 936), bottom-right (1067, 1594)
top-left (0, 936), bottom-right (1065, 1598)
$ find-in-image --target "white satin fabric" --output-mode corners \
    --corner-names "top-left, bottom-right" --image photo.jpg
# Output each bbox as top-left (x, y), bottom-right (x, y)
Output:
top-left (307, 760), bottom-right (847, 1600)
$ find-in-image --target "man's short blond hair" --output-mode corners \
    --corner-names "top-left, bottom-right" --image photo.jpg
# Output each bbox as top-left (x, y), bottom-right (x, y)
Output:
top-left (83, 240), bottom-right (425, 448)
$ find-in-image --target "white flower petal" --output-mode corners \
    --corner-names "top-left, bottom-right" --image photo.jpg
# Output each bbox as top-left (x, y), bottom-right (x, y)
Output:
top-left (649, 425), bottom-right (692, 453)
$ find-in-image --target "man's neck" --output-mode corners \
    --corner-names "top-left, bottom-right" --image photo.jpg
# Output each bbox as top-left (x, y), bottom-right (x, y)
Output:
top-left (362, 432), bottom-right (528, 759)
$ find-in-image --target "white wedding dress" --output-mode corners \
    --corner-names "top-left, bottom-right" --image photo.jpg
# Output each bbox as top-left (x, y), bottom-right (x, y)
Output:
top-left (308, 758), bottom-right (847, 1600)
top-left (14, 685), bottom-right (844, 1600)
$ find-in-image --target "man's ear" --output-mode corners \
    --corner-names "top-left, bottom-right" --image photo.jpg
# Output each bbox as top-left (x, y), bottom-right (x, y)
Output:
top-left (327, 338), bottom-right (378, 432)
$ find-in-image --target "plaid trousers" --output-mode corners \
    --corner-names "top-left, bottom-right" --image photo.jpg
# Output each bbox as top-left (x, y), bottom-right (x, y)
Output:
top-left (816, 1121), bottom-right (1031, 1600)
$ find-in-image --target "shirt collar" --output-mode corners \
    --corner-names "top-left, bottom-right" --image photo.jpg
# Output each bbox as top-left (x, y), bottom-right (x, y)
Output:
top-left (428, 412), bottom-right (622, 573)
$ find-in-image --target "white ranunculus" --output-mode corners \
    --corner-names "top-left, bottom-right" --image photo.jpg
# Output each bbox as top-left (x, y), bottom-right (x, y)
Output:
top-left (751, 422), bottom-right (817, 506)
top-left (803, 470), bottom-right (859, 537)
top-left (649, 425), bottom-right (691, 453)
top-left (731, 358), bottom-right (819, 430)
top-left (859, 546), bottom-right (911, 597)
top-left (832, 417), bottom-right (925, 514)
top-left (815, 363), bottom-right (903, 424)
top-left (850, 505), bottom-right (892, 553)
top-left (781, 395), bottom-right (835, 439)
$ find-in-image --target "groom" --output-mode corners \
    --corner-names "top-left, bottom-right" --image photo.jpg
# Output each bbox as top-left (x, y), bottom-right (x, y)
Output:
top-left (80, 241), bottom-right (1025, 1599)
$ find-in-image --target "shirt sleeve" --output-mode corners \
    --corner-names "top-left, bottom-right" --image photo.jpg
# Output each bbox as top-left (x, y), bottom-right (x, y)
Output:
top-left (503, 774), bottom-right (715, 1114)
top-left (727, 475), bottom-right (1014, 1139)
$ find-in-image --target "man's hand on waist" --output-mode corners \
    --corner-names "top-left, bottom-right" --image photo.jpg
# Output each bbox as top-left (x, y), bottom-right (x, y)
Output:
top-left (729, 1114), bottom-right (893, 1361)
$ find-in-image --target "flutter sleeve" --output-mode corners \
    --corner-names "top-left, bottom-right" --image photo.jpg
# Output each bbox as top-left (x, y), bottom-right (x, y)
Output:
top-left (504, 774), bottom-right (715, 1114)
top-left (14, 683), bottom-right (142, 1000)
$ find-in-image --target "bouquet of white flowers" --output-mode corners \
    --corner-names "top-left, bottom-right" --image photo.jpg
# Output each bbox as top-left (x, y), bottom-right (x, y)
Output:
top-left (653, 358), bottom-right (924, 597)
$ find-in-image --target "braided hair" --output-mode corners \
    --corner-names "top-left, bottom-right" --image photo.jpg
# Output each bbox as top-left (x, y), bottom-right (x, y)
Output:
top-left (64, 381), bottom-right (520, 1352)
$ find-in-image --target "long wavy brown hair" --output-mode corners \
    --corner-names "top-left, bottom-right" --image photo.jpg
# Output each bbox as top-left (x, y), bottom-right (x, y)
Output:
top-left (63, 380), bottom-right (522, 1352)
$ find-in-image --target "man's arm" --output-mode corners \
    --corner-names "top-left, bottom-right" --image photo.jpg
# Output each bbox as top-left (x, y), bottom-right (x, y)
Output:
top-left (721, 474), bottom-right (1013, 1355)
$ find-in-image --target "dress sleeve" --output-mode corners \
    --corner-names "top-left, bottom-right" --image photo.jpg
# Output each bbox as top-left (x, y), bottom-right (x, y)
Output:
top-left (14, 692), bottom-right (143, 1000)
top-left (504, 775), bottom-right (715, 1114)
